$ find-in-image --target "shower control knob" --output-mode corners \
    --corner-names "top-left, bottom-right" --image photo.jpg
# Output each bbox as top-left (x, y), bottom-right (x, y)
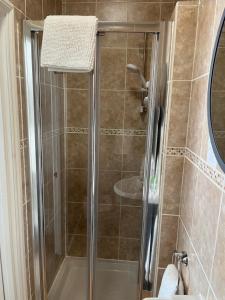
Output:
top-left (140, 106), bottom-right (144, 113)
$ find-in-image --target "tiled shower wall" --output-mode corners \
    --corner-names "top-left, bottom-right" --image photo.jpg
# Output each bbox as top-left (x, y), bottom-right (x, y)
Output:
top-left (65, 33), bottom-right (150, 260)
top-left (158, 1), bottom-right (225, 299)
top-left (62, 0), bottom-right (177, 22)
top-left (156, 0), bottom-right (198, 289)
top-left (63, 0), bottom-right (177, 261)
top-left (13, 0), bottom-right (63, 298)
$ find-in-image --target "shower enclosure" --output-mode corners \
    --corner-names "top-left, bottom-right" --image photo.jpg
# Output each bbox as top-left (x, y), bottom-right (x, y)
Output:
top-left (24, 20), bottom-right (171, 300)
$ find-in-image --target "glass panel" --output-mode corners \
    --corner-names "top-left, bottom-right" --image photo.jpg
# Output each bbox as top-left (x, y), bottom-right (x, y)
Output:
top-left (57, 72), bottom-right (90, 299)
top-left (37, 32), bottom-right (66, 291)
top-left (35, 32), bottom-right (89, 299)
top-left (94, 31), bottom-right (153, 300)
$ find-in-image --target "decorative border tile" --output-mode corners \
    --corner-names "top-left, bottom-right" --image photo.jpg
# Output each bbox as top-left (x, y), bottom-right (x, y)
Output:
top-left (65, 127), bottom-right (147, 136)
top-left (185, 148), bottom-right (225, 190)
top-left (66, 127), bottom-right (88, 134)
top-left (101, 128), bottom-right (147, 136)
top-left (166, 147), bottom-right (225, 189)
top-left (165, 147), bottom-right (186, 157)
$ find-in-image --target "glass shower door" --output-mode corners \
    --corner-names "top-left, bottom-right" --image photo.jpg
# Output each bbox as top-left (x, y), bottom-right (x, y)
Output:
top-left (94, 31), bottom-right (154, 300)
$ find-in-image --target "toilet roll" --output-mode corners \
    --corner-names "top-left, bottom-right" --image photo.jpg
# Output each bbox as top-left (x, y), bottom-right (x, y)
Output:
top-left (158, 264), bottom-right (180, 298)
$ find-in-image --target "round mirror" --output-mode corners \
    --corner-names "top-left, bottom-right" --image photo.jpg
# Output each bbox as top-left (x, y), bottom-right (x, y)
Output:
top-left (208, 11), bottom-right (225, 171)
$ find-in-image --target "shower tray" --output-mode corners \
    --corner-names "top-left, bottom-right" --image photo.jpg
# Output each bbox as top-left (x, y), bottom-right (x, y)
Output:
top-left (48, 257), bottom-right (139, 300)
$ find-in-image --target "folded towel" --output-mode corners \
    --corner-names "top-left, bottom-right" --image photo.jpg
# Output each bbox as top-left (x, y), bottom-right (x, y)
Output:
top-left (41, 15), bottom-right (98, 73)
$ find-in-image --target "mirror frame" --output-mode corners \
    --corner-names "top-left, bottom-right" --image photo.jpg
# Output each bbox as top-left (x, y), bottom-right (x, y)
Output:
top-left (208, 8), bottom-right (225, 172)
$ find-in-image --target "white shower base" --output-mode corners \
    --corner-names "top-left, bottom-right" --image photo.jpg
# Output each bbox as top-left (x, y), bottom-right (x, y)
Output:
top-left (48, 256), bottom-right (139, 300)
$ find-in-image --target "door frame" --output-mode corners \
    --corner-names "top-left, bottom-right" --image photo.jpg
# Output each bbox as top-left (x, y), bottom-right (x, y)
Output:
top-left (0, 0), bottom-right (28, 300)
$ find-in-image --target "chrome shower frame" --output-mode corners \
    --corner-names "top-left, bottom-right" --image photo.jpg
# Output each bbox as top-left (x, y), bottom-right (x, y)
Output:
top-left (23, 20), bottom-right (171, 300)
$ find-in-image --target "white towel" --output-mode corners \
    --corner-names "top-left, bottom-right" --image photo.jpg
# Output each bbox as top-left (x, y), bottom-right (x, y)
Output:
top-left (41, 15), bottom-right (98, 73)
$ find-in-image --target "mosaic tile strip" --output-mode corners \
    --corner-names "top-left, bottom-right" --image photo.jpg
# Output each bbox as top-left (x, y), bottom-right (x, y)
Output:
top-left (185, 148), bottom-right (225, 189)
top-left (165, 147), bottom-right (186, 157)
top-left (166, 147), bottom-right (225, 189)
top-left (65, 127), bottom-right (147, 136)
top-left (66, 127), bottom-right (88, 134)
top-left (101, 128), bottom-right (147, 136)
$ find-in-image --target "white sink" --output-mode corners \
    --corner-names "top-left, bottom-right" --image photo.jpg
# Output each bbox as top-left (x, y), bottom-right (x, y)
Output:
top-left (114, 176), bottom-right (143, 200)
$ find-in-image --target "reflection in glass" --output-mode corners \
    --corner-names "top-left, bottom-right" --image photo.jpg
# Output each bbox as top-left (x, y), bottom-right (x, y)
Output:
top-left (211, 20), bottom-right (225, 163)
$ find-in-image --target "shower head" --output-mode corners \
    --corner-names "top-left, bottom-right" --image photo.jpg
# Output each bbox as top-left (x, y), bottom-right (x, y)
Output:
top-left (127, 64), bottom-right (140, 72)
top-left (126, 64), bottom-right (147, 88)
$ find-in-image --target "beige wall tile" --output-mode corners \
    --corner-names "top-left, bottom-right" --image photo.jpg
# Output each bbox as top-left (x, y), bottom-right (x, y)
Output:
top-left (99, 135), bottom-right (123, 171)
top-left (120, 171), bottom-right (142, 206)
top-left (159, 215), bottom-right (178, 267)
top-left (12, 0), bottom-right (25, 13)
top-left (177, 221), bottom-right (209, 297)
top-left (43, 0), bottom-right (56, 18)
top-left (163, 156), bottom-right (184, 215)
top-left (126, 48), bottom-right (145, 90)
top-left (187, 76), bottom-right (208, 156)
top-left (167, 80), bottom-right (191, 147)
top-left (191, 171), bottom-right (222, 278)
top-left (67, 169), bottom-right (87, 203)
top-left (100, 48), bottom-right (126, 90)
top-left (193, 0), bottom-right (216, 78)
top-left (67, 134), bottom-right (88, 168)
top-left (122, 135), bottom-right (145, 172)
top-left (99, 171), bottom-right (121, 205)
top-left (161, 3), bottom-right (176, 21)
top-left (127, 32), bottom-right (146, 49)
top-left (180, 159), bottom-right (197, 234)
top-left (98, 204), bottom-right (120, 236)
top-left (119, 238), bottom-right (140, 261)
top-left (100, 91), bottom-right (124, 129)
top-left (173, 5), bottom-right (197, 80)
top-left (67, 202), bottom-right (87, 234)
top-left (97, 237), bottom-right (119, 259)
top-left (67, 89), bottom-right (89, 128)
top-left (100, 32), bottom-right (127, 48)
top-left (67, 73), bottom-right (89, 89)
top-left (63, 2), bottom-right (96, 15)
top-left (26, 0), bottom-right (42, 19)
top-left (55, 0), bottom-right (62, 15)
top-left (97, 3), bottom-right (127, 22)
top-left (67, 234), bottom-right (87, 256)
top-left (127, 3), bottom-right (160, 22)
top-left (120, 206), bottom-right (142, 238)
top-left (124, 91), bottom-right (147, 130)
